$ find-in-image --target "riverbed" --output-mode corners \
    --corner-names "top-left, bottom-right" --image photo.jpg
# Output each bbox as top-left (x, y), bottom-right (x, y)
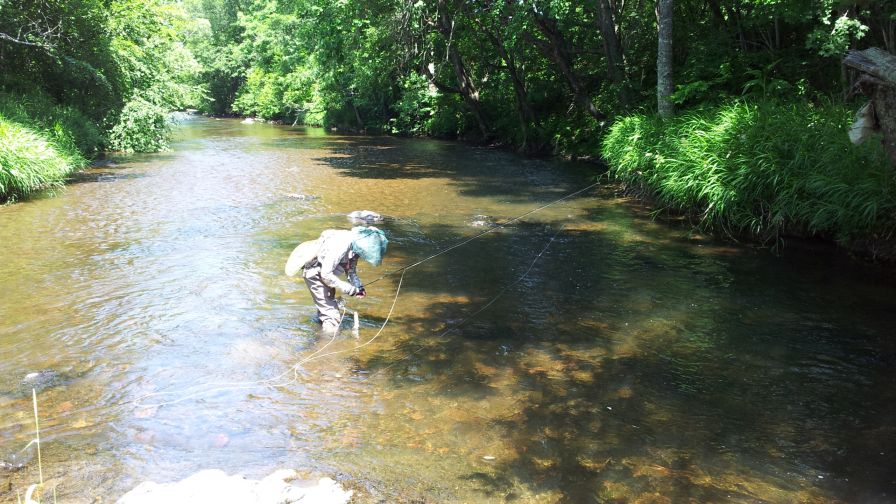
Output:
top-left (1, 116), bottom-right (895, 502)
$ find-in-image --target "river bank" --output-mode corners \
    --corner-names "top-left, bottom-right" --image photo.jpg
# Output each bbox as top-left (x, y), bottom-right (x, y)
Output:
top-left (7, 102), bottom-right (896, 266)
top-left (603, 99), bottom-right (896, 263)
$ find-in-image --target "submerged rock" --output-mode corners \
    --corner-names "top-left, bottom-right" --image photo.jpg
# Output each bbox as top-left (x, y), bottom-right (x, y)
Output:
top-left (1, 446), bottom-right (34, 473)
top-left (468, 215), bottom-right (496, 227)
top-left (116, 469), bottom-right (352, 504)
top-left (348, 210), bottom-right (383, 223)
top-left (19, 370), bottom-right (64, 395)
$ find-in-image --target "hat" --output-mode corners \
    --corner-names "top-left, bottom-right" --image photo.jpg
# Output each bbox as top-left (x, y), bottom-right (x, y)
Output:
top-left (351, 226), bottom-right (388, 266)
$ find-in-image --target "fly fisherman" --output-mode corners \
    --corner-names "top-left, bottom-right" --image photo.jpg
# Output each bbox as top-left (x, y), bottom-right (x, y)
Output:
top-left (301, 226), bottom-right (388, 333)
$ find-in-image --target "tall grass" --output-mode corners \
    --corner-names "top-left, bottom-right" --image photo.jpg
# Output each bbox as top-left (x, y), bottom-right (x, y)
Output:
top-left (0, 117), bottom-right (87, 202)
top-left (0, 92), bottom-right (103, 155)
top-left (602, 100), bottom-right (894, 243)
top-left (0, 91), bottom-right (96, 202)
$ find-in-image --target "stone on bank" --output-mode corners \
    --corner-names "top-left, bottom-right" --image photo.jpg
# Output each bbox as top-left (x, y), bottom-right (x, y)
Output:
top-left (116, 469), bottom-right (352, 504)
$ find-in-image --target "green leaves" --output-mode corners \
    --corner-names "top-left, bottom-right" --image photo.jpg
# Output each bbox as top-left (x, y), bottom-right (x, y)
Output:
top-left (807, 13), bottom-right (869, 57)
top-left (107, 97), bottom-right (171, 152)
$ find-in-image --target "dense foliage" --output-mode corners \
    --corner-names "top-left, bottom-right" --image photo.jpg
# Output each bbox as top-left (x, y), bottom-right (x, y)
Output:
top-left (188, 0), bottom-right (893, 142)
top-left (0, 93), bottom-right (90, 200)
top-left (603, 100), bottom-right (894, 242)
top-left (0, 0), bottom-right (205, 199)
top-left (3, 0), bottom-right (896, 250)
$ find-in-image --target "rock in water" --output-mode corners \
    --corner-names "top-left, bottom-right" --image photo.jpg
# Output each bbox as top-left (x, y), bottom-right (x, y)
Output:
top-left (468, 215), bottom-right (496, 227)
top-left (117, 469), bottom-right (352, 504)
top-left (347, 210), bottom-right (383, 223)
top-left (19, 370), bottom-right (63, 395)
top-left (1, 450), bottom-right (33, 473)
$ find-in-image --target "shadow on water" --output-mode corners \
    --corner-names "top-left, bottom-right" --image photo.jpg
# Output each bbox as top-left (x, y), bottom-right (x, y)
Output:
top-left (3, 118), bottom-right (895, 503)
top-left (67, 170), bottom-right (150, 185)
top-left (305, 135), bottom-right (601, 202)
top-left (349, 216), bottom-right (896, 503)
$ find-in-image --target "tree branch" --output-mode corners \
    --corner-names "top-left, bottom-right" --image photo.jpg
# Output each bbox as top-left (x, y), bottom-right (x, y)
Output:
top-left (0, 31), bottom-right (52, 50)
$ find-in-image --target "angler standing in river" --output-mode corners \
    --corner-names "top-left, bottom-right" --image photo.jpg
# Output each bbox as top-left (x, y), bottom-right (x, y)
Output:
top-left (294, 226), bottom-right (388, 333)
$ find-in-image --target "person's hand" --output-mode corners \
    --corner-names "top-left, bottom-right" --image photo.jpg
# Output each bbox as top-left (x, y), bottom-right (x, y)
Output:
top-left (354, 287), bottom-right (367, 298)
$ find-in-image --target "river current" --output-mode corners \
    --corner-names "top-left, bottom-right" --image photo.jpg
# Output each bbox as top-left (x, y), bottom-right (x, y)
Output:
top-left (1, 117), bottom-right (894, 502)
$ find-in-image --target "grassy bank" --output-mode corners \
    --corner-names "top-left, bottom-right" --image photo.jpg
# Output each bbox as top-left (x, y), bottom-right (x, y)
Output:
top-left (0, 92), bottom-right (102, 202)
top-left (602, 100), bottom-right (894, 247)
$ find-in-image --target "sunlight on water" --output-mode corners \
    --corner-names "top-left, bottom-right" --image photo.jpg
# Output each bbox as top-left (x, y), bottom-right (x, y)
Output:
top-left (1, 117), bottom-right (894, 502)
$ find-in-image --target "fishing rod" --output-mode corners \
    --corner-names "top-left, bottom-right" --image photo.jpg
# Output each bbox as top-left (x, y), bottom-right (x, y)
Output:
top-left (133, 180), bottom-right (600, 408)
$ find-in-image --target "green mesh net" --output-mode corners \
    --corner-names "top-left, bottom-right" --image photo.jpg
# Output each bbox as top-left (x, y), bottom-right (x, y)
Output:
top-left (351, 226), bottom-right (388, 266)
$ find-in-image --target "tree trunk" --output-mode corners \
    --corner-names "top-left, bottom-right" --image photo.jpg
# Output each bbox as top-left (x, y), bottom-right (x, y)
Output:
top-left (435, 0), bottom-right (490, 139)
top-left (705, 0), bottom-right (726, 29)
top-left (871, 84), bottom-right (896, 167)
top-left (502, 48), bottom-right (539, 148)
top-left (595, 0), bottom-right (629, 106)
top-left (845, 48), bottom-right (896, 167)
top-left (656, 0), bottom-right (674, 119)
top-left (466, 0), bottom-right (540, 149)
top-left (350, 100), bottom-right (364, 131)
top-left (480, 23), bottom-right (539, 148)
top-left (529, 13), bottom-right (606, 121)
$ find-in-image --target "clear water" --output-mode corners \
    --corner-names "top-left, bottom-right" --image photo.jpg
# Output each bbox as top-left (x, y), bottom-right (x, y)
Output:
top-left (1, 117), bottom-right (894, 503)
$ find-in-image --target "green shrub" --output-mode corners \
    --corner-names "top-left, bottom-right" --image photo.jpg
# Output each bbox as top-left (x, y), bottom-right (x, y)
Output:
top-left (602, 100), bottom-right (894, 242)
top-left (0, 115), bottom-right (86, 201)
top-left (107, 97), bottom-right (170, 152)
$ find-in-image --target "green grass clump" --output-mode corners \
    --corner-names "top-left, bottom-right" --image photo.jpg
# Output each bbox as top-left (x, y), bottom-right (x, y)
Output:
top-left (0, 92), bottom-right (103, 155)
top-left (602, 100), bottom-right (894, 243)
top-left (0, 90), bottom-right (99, 201)
top-left (0, 116), bottom-right (87, 202)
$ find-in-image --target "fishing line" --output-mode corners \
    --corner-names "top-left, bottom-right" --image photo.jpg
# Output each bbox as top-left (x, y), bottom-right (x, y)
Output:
top-left (364, 180), bottom-right (600, 287)
top-left (263, 222), bottom-right (564, 384)
top-left (133, 270), bottom-right (408, 409)
top-left (132, 180), bottom-right (598, 409)
top-left (133, 306), bottom-right (347, 408)
top-left (370, 225), bottom-right (565, 378)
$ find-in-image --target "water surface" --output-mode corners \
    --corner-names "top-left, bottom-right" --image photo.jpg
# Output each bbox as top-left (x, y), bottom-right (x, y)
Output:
top-left (1, 117), bottom-right (894, 503)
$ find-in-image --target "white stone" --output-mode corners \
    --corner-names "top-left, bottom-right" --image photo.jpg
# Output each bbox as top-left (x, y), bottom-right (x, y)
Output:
top-left (347, 210), bottom-right (383, 222)
top-left (116, 469), bottom-right (352, 504)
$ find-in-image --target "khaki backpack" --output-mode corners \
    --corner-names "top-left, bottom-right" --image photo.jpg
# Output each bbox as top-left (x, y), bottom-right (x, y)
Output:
top-left (284, 239), bottom-right (321, 276)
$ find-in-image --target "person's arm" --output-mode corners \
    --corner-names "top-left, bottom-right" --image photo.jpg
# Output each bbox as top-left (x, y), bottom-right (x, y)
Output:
top-left (346, 257), bottom-right (365, 297)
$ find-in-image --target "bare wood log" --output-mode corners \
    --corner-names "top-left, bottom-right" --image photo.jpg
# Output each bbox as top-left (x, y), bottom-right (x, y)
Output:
top-left (844, 48), bottom-right (896, 85)
top-left (844, 48), bottom-right (896, 167)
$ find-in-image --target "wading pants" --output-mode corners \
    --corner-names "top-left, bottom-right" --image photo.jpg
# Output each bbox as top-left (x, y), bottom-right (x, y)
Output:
top-left (303, 269), bottom-right (341, 333)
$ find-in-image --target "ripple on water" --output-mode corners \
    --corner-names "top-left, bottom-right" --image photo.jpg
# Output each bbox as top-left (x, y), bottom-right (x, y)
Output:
top-left (0, 118), bottom-right (894, 502)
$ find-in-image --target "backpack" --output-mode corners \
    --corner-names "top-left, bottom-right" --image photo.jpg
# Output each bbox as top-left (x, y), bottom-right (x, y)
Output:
top-left (284, 239), bottom-right (321, 276)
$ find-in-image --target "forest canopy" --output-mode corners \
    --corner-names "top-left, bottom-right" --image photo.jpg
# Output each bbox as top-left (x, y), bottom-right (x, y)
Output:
top-left (2, 0), bottom-right (892, 148)
top-left (2, 0), bottom-right (895, 249)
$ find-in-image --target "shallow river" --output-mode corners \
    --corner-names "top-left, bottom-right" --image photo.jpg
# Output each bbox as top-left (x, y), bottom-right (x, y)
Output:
top-left (1, 117), bottom-right (895, 503)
